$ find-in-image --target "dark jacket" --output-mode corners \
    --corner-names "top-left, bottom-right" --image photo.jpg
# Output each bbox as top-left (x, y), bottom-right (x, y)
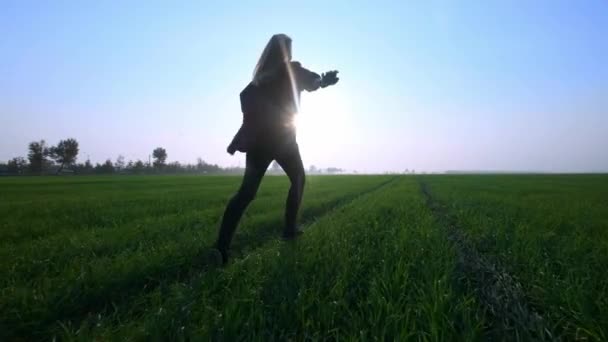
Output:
top-left (228, 61), bottom-right (321, 153)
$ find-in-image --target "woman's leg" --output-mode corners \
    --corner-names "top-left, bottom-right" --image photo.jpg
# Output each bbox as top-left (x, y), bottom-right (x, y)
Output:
top-left (275, 143), bottom-right (306, 237)
top-left (215, 150), bottom-right (272, 260)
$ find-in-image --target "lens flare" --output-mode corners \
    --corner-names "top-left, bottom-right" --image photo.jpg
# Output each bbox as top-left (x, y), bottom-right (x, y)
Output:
top-left (295, 89), bottom-right (353, 163)
top-left (282, 42), bottom-right (300, 114)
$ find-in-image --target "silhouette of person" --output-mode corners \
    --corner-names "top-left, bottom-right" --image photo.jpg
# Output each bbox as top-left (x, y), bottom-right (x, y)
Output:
top-left (215, 34), bottom-right (339, 263)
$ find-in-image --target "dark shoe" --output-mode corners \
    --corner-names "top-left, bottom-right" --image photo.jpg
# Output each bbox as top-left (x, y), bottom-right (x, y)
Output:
top-left (205, 248), bottom-right (223, 267)
top-left (204, 248), bottom-right (228, 267)
top-left (210, 244), bottom-right (229, 265)
top-left (281, 229), bottom-right (304, 241)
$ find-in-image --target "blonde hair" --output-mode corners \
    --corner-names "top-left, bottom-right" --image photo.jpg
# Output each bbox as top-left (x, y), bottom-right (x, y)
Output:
top-left (252, 34), bottom-right (292, 85)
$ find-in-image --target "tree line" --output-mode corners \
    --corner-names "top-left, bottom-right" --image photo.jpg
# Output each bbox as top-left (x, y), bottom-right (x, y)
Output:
top-left (2, 138), bottom-right (348, 176)
top-left (1, 138), bottom-right (243, 176)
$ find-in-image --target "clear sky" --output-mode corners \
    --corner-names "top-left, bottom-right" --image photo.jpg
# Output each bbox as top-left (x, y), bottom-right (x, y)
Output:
top-left (1, 0), bottom-right (607, 173)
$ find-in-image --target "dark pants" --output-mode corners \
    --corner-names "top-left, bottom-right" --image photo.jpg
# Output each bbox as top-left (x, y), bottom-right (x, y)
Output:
top-left (216, 142), bottom-right (305, 252)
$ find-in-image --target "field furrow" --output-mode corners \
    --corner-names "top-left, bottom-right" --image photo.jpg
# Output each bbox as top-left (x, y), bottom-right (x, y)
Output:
top-left (421, 175), bottom-right (608, 341)
top-left (420, 180), bottom-right (552, 340)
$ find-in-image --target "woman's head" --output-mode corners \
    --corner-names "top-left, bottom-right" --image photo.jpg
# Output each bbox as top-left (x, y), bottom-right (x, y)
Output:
top-left (252, 34), bottom-right (292, 85)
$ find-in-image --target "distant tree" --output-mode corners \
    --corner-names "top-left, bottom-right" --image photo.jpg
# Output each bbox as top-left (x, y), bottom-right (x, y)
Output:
top-left (208, 163), bottom-right (221, 173)
top-left (196, 158), bottom-right (210, 173)
top-left (49, 138), bottom-right (79, 173)
top-left (83, 159), bottom-right (93, 173)
top-left (7, 157), bottom-right (27, 175)
top-left (115, 155), bottom-right (125, 172)
top-left (152, 147), bottom-right (167, 169)
top-left (133, 160), bottom-right (145, 174)
top-left (74, 158), bottom-right (94, 174)
top-left (166, 161), bottom-right (181, 173)
top-left (196, 157), bottom-right (205, 172)
top-left (28, 140), bottom-right (50, 173)
top-left (195, 158), bottom-right (221, 173)
top-left (95, 159), bottom-right (115, 174)
top-left (309, 165), bottom-right (317, 174)
top-left (325, 167), bottom-right (343, 174)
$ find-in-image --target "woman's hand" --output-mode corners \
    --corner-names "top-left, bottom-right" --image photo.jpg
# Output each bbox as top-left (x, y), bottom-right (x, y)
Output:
top-left (320, 70), bottom-right (339, 88)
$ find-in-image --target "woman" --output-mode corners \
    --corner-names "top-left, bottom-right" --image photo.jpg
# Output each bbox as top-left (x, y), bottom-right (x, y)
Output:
top-left (215, 34), bottom-right (339, 264)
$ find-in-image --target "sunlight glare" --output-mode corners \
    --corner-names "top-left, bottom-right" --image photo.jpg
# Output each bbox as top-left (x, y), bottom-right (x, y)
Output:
top-left (295, 89), bottom-right (353, 163)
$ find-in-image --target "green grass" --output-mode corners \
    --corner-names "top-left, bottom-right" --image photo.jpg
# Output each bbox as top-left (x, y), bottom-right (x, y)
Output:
top-left (421, 174), bottom-right (608, 341)
top-left (1, 174), bottom-right (607, 340)
top-left (0, 175), bottom-right (391, 339)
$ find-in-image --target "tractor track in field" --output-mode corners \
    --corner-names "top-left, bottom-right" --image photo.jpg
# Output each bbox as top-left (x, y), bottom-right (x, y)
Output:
top-left (9, 177), bottom-right (400, 341)
top-left (419, 180), bottom-right (555, 341)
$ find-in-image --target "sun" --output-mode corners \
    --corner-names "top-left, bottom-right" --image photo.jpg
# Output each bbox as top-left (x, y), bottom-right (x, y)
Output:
top-left (293, 89), bottom-right (352, 163)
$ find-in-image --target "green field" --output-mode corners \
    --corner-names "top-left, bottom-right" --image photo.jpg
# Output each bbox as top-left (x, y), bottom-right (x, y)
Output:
top-left (1, 174), bottom-right (607, 340)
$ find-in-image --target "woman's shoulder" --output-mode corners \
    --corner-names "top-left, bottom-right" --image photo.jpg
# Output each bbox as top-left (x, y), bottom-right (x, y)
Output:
top-left (289, 61), bottom-right (304, 70)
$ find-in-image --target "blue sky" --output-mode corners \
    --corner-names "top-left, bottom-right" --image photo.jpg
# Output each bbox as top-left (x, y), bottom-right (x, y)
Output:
top-left (1, 0), bottom-right (607, 172)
